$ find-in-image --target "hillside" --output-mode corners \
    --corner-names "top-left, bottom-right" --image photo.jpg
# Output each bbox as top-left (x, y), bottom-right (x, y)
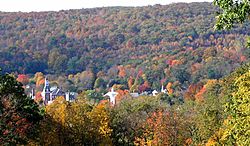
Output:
top-left (1, 2), bottom-right (250, 91)
top-left (1, 2), bottom-right (250, 145)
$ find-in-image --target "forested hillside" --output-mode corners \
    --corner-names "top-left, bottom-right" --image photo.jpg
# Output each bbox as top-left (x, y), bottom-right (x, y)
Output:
top-left (1, 1), bottom-right (250, 145)
top-left (1, 2), bottom-right (250, 91)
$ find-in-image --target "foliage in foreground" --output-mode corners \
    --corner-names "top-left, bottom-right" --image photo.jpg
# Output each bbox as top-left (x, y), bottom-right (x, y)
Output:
top-left (0, 72), bottom-right (43, 145)
top-left (38, 97), bottom-right (112, 145)
top-left (1, 63), bottom-right (249, 145)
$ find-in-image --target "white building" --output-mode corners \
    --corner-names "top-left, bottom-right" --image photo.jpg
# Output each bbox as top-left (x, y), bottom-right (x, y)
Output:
top-left (104, 87), bottom-right (118, 105)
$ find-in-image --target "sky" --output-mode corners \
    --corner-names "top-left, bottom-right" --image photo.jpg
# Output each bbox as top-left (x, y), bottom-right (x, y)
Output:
top-left (0, 0), bottom-right (213, 12)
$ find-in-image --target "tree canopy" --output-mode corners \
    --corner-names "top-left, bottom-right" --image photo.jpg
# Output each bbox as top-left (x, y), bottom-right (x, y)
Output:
top-left (0, 72), bottom-right (43, 145)
top-left (214, 0), bottom-right (250, 30)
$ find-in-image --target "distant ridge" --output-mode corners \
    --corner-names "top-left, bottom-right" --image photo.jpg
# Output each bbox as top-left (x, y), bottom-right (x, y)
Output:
top-left (0, 2), bottom-right (248, 86)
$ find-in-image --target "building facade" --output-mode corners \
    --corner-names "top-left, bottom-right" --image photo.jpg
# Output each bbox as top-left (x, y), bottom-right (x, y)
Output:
top-left (41, 78), bottom-right (77, 105)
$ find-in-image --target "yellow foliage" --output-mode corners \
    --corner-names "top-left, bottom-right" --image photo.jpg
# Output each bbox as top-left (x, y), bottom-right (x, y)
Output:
top-left (39, 97), bottom-right (113, 145)
top-left (46, 96), bottom-right (67, 125)
top-left (89, 104), bottom-right (113, 145)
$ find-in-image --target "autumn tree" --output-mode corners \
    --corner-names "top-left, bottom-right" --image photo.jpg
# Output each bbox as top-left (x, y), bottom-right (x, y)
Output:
top-left (193, 81), bottom-right (225, 145)
top-left (94, 77), bottom-right (106, 89)
top-left (16, 74), bottom-right (29, 86)
top-left (38, 97), bottom-right (112, 145)
top-left (88, 104), bottom-right (113, 145)
top-left (213, 1), bottom-right (250, 144)
top-left (109, 95), bottom-right (166, 145)
top-left (0, 72), bottom-right (43, 145)
top-left (34, 72), bottom-right (44, 88)
top-left (135, 110), bottom-right (190, 146)
top-left (166, 82), bottom-right (174, 95)
top-left (219, 70), bottom-right (250, 145)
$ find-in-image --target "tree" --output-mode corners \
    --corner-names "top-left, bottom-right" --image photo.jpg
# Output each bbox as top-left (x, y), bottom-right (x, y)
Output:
top-left (78, 90), bottom-right (103, 104)
top-left (94, 77), bottom-right (106, 89)
top-left (194, 82), bottom-right (225, 145)
top-left (39, 97), bottom-right (112, 145)
top-left (214, 0), bottom-right (250, 30)
top-left (16, 74), bottom-right (29, 86)
top-left (214, 0), bottom-right (250, 46)
top-left (172, 67), bottom-right (191, 84)
top-left (88, 104), bottom-right (113, 145)
top-left (109, 95), bottom-right (166, 145)
top-left (213, 1), bottom-right (250, 144)
top-left (220, 71), bottom-right (250, 145)
top-left (135, 110), bottom-right (190, 146)
top-left (0, 72), bottom-right (43, 145)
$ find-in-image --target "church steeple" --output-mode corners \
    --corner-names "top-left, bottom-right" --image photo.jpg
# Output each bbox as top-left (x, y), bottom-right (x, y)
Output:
top-left (44, 77), bottom-right (50, 92)
top-left (41, 77), bottom-right (51, 105)
top-left (30, 88), bottom-right (36, 100)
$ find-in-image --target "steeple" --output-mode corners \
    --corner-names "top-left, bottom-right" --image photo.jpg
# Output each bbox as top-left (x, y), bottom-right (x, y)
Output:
top-left (41, 77), bottom-right (51, 105)
top-left (161, 85), bottom-right (167, 93)
top-left (44, 77), bottom-right (50, 92)
top-left (30, 88), bottom-right (36, 100)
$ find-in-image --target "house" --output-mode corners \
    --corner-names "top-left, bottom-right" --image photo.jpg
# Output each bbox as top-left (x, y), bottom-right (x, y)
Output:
top-left (152, 85), bottom-right (167, 96)
top-left (130, 93), bottom-right (140, 98)
top-left (161, 85), bottom-right (167, 93)
top-left (152, 90), bottom-right (158, 96)
top-left (41, 78), bottom-right (77, 105)
top-left (103, 85), bottom-right (168, 105)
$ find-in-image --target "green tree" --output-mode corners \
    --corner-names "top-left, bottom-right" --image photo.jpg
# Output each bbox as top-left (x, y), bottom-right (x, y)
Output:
top-left (0, 72), bottom-right (43, 145)
top-left (109, 95), bottom-right (166, 145)
top-left (194, 83), bottom-right (225, 145)
top-left (214, 0), bottom-right (250, 46)
top-left (214, 0), bottom-right (250, 30)
top-left (94, 77), bottom-right (106, 89)
top-left (213, 1), bottom-right (250, 144)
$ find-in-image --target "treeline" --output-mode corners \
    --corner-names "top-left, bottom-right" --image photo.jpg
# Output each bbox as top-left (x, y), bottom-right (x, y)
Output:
top-left (1, 2), bottom-right (250, 92)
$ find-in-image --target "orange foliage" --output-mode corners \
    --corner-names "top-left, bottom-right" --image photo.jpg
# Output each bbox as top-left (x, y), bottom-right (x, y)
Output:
top-left (135, 110), bottom-right (187, 146)
top-left (118, 66), bottom-right (126, 78)
top-left (99, 99), bottom-right (109, 105)
top-left (115, 89), bottom-right (129, 104)
top-left (168, 59), bottom-right (182, 67)
top-left (166, 82), bottom-right (174, 95)
top-left (184, 83), bottom-right (203, 101)
top-left (185, 138), bottom-right (193, 146)
top-left (16, 74), bottom-right (29, 85)
top-left (34, 72), bottom-right (44, 87)
top-left (194, 86), bottom-right (206, 102)
top-left (36, 78), bottom-right (45, 87)
top-left (35, 91), bottom-right (43, 102)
